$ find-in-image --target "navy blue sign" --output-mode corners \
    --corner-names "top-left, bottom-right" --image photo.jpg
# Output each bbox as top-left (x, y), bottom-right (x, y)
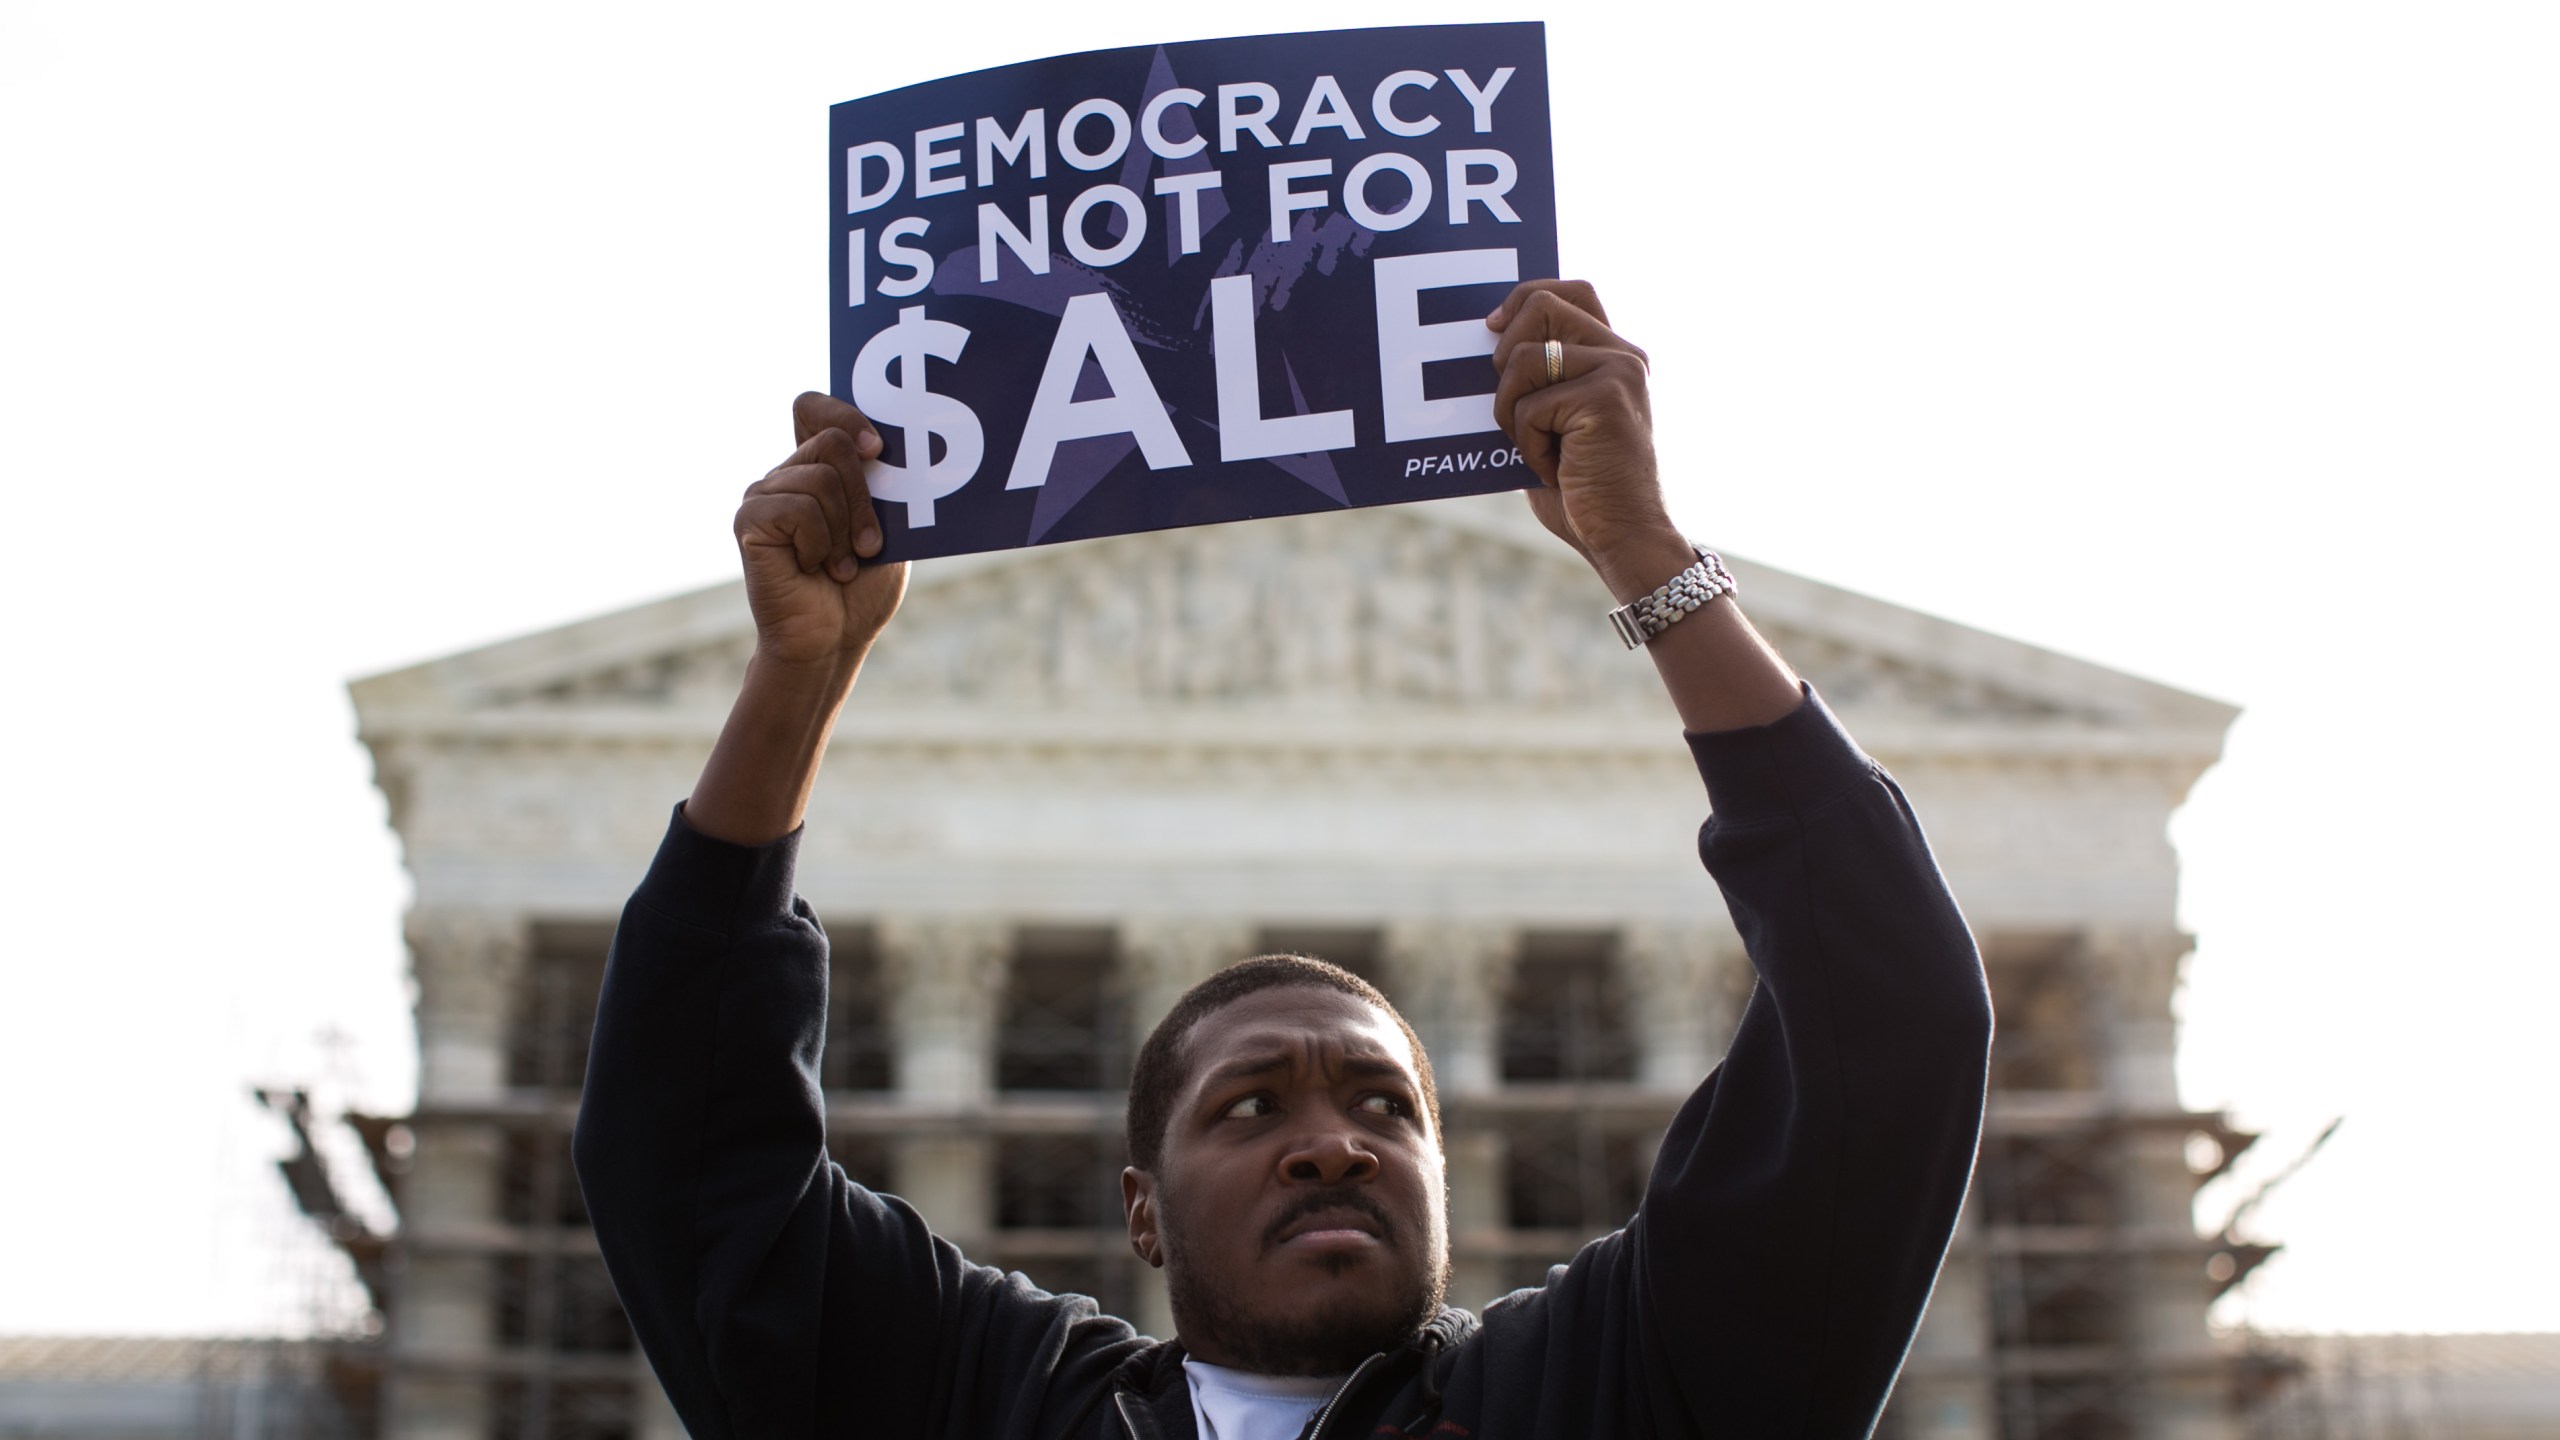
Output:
top-left (830, 24), bottom-right (1556, 560)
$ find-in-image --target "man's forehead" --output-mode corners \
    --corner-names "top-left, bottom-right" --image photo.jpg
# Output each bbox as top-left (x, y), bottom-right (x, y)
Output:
top-left (1177, 985), bottom-right (1418, 1084)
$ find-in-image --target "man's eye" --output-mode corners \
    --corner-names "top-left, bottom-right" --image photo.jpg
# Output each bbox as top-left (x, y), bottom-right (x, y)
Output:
top-left (1357, 1094), bottom-right (1410, 1118)
top-left (1222, 1094), bottom-right (1274, 1120)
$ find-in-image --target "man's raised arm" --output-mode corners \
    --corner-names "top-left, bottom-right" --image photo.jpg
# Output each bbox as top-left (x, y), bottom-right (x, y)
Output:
top-left (1481, 283), bottom-right (1994, 1435)
top-left (572, 397), bottom-right (1144, 1437)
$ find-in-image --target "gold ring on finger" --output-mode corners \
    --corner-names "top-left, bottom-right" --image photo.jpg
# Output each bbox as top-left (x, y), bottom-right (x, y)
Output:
top-left (1544, 338), bottom-right (1564, 386)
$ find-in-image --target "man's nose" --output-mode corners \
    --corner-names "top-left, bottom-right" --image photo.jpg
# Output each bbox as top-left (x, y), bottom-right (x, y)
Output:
top-left (1280, 1124), bottom-right (1379, 1184)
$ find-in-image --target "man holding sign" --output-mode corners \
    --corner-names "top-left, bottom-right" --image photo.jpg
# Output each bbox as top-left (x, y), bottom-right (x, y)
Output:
top-left (574, 276), bottom-right (1993, 1437)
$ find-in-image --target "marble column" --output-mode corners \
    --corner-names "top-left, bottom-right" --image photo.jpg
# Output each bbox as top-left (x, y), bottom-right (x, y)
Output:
top-left (2082, 927), bottom-right (2237, 1440)
top-left (633, 1372), bottom-right (687, 1440)
top-left (880, 919), bottom-right (1009, 1252)
top-left (2085, 927), bottom-right (2189, 1113)
top-left (1121, 920), bottom-right (1250, 1341)
top-left (1122, 918), bottom-right (1253, 1049)
top-left (1619, 924), bottom-right (1742, 1093)
top-left (388, 910), bottom-right (525, 1440)
top-left (1383, 923), bottom-right (1516, 1097)
top-left (385, 1127), bottom-right (503, 1440)
top-left (405, 909), bottom-right (526, 1106)
top-left (1442, 1127), bottom-right (1511, 1313)
top-left (1130, 1262), bottom-right (1179, 1344)
top-left (1384, 923), bottom-right (1515, 1310)
top-left (1896, 1198), bottom-right (1998, 1440)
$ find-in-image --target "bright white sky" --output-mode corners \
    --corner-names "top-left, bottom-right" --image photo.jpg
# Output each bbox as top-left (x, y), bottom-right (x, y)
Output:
top-left (1, 1), bottom-right (2553, 1339)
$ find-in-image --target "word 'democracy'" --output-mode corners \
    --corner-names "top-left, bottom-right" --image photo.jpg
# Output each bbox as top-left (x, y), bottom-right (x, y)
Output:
top-left (829, 24), bottom-right (1557, 560)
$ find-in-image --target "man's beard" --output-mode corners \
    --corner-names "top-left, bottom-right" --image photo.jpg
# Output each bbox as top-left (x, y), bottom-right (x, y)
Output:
top-left (1159, 1183), bottom-right (1449, 1377)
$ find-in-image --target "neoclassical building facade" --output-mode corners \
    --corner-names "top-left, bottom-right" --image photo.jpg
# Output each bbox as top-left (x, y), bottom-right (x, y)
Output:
top-left (351, 495), bottom-right (2255, 1440)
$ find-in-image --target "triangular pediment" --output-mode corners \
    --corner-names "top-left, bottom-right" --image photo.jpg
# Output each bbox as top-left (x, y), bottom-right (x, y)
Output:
top-left (350, 496), bottom-right (2235, 768)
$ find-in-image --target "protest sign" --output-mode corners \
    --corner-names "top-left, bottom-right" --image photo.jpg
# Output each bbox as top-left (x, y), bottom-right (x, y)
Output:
top-left (830, 23), bottom-right (1557, 560)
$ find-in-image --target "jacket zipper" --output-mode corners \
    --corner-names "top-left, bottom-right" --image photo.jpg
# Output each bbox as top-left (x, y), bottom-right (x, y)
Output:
top-left (1303, 1351), bottom-right (1390, 1440)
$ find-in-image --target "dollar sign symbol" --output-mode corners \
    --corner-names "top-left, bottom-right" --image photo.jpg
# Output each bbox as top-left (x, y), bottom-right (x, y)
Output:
top-left (850, 305), bottom-right (984, 528)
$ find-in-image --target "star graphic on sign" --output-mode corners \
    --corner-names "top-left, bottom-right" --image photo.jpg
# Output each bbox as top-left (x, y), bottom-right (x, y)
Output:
top-left (923, 45), bottom-right (1369, 545)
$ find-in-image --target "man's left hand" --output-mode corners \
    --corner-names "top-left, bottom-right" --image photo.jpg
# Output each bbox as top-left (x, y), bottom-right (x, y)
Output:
top-left (1487, 280), bottom-right (1683, 594)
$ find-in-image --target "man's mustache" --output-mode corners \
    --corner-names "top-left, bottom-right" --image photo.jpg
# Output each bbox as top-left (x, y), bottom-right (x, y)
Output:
top-left (1261, 1187), bottom-right (1398, 1254)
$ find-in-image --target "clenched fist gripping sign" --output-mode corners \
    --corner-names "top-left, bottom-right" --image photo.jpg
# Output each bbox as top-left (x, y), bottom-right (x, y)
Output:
top-left (831, 24), bottom-right (1558, 560)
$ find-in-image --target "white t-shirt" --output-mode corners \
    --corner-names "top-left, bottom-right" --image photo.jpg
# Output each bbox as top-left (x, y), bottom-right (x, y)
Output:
top-left (1182, 1358), bottom-right (1347, 1440)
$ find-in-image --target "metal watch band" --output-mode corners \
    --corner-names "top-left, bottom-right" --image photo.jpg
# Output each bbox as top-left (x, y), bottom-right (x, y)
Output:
top-left (1607, 547), bottom-right (1738, 649)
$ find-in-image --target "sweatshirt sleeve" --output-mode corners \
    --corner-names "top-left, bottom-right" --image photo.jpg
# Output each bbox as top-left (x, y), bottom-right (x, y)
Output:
top-left (570, 808), bottom-right (1146, 1439)
top-left (1640, 686), bottom-right (1993, 1435)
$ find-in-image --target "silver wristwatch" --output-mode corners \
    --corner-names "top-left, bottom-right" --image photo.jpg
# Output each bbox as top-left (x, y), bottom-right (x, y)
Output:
top-left (1607, 547), bottom-right (1738, 649)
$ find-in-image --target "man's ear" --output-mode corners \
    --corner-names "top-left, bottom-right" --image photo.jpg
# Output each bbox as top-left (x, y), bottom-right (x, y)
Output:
top-left (1122, 1167), bottom-right (1164, 1268)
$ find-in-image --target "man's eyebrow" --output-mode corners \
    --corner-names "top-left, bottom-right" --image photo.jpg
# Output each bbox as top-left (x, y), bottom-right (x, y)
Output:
top-left (1194, 1052), bottom-right (1292, 1093)
top-left (1194, 1050), bottom-right (1413, 1094)
top-left (1336, 1055), bottom-right (1413, 1083)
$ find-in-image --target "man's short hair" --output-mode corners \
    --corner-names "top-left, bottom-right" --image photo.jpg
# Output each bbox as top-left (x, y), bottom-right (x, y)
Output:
top-left (1125, 955), bottom-right (1441, 1174)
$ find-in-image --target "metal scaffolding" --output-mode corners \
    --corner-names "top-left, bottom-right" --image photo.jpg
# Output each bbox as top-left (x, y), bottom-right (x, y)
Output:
top-left (1955, 934), bottom-right (2275, 1440)
top-left (282, 915), bottom-right (2310, 1438)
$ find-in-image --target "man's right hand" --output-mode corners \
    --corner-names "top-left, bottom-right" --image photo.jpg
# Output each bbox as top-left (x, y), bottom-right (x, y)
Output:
top-left (683, 394), bottom-right (908, 846)
top-left (737, 392), bottom-right (908, 671)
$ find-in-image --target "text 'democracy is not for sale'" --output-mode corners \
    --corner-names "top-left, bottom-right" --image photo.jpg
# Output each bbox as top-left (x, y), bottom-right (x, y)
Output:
top-left (830, 23), bottom-right (1559, 561)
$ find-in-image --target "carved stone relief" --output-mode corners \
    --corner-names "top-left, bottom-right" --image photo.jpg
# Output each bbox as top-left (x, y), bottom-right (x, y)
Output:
top-left (473, 513), bottom-right (2111, 732)
top-left (504, 641), bottom-right (753, 708)
top-left (1761, 622), bottom-right (2089, 724)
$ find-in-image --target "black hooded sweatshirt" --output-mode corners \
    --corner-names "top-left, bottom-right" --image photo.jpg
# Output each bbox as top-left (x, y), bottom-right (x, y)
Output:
top-left (574, 689), bottom-right (1994, 1439)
